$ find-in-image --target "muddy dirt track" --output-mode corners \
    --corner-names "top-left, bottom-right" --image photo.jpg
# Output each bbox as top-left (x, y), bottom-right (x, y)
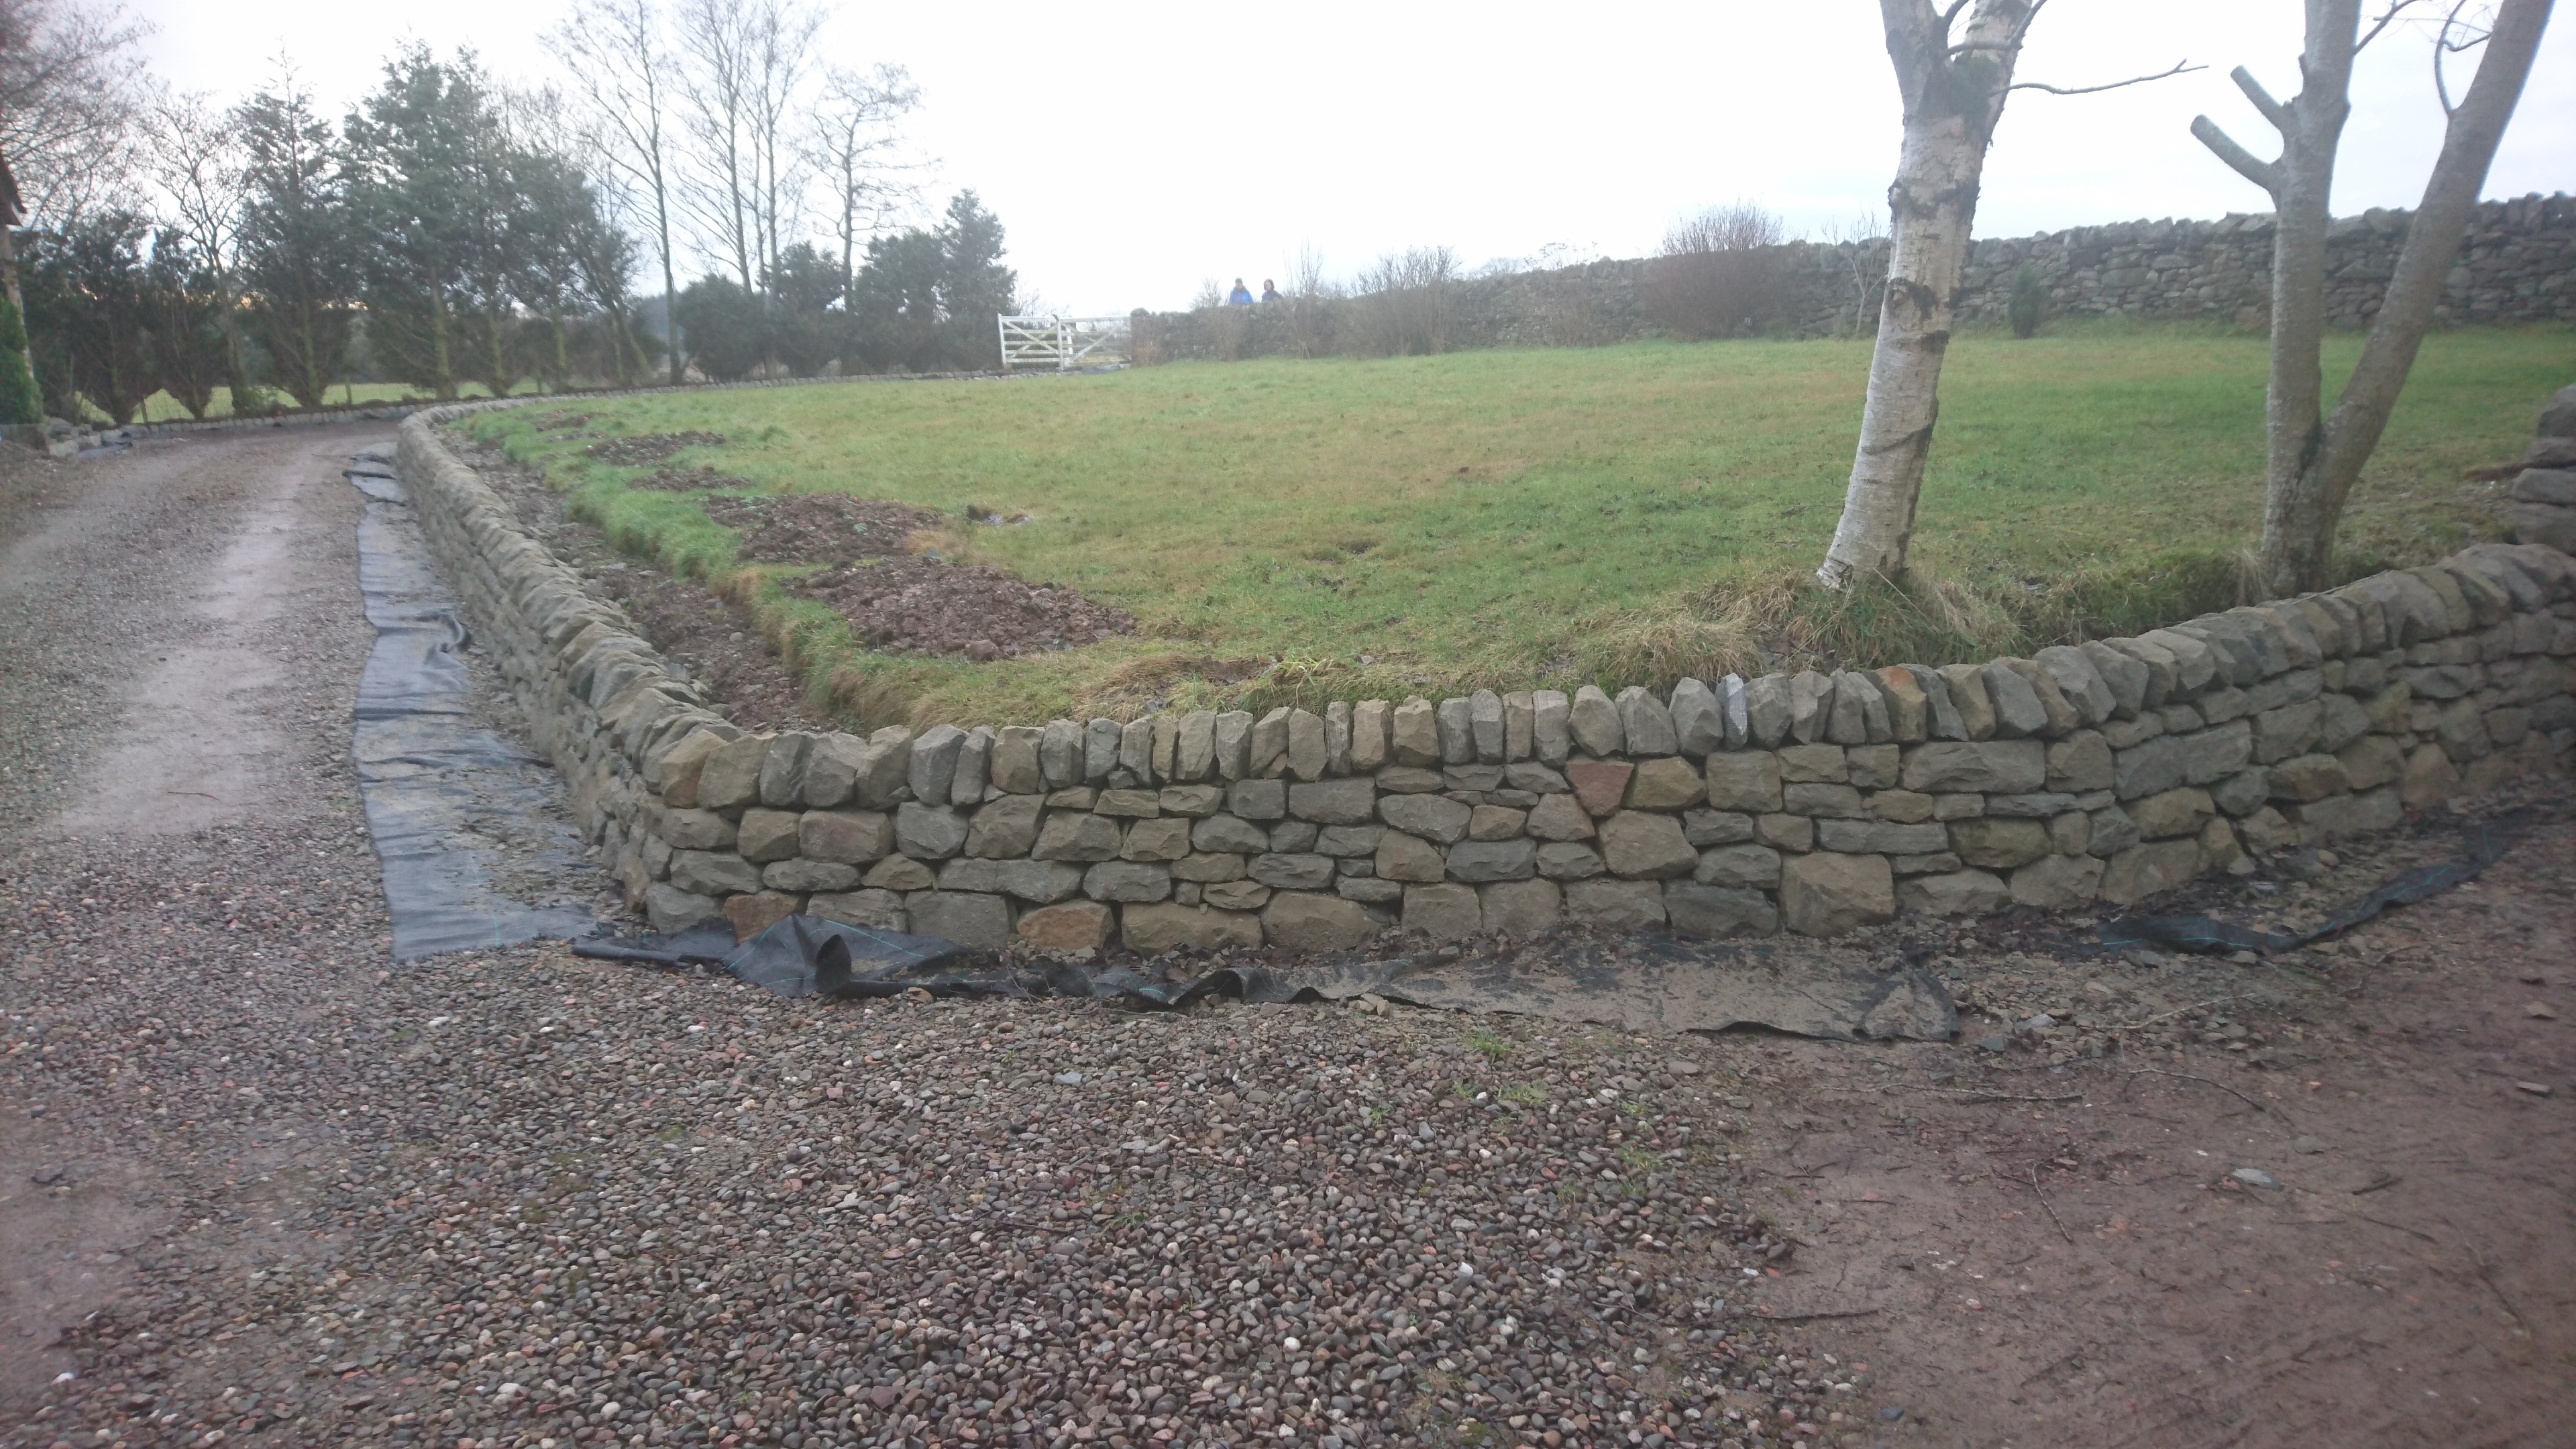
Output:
top-left (0, 431), bottom-right (2570, 1449)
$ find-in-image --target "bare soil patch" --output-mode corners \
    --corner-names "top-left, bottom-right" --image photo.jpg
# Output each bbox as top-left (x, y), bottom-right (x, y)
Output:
top-left (700, 491), bottom-right (948, 564)
top-left (794, 553), bottom-right (1136, 659)
top-left (580, 430), bottom-right (727, 466)
top-left (627, 463), bottom-right (752, 492)
top-left (449, 433), bottom-right (833, 733)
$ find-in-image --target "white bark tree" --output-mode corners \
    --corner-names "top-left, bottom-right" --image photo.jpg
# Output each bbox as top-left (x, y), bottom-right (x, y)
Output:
top-left (674, 0), bottom-right (759, 294)
top-left (546, 0), bottom-right (687, 384)
top-left (1818, 0), bottom-right (2195, 590)
top-left (2192, 0), bottom-right (2554, 596)
top-left (802, 62), bottom-right (921, 303)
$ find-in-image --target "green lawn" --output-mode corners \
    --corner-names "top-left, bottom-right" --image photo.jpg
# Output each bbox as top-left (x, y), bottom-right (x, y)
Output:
top-left (469, 324), bottom-right (2573, 729)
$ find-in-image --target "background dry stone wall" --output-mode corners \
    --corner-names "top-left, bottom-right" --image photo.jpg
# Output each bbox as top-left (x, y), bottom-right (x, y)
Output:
top-left (396, 390), bottom-right (2576, 956)
top-left (1136, 194), bottom-right (2576, 360)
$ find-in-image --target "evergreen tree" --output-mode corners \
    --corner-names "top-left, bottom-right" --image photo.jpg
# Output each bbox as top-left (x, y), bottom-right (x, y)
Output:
top-left (145, 229), bottom-right (231, 418)
top-left (234, 75), bottom-right (358, 409)
top-left (672, 272), bottom-right (760, 380)
top-left (0, 294), bottom-right (40, 425)
top-left (932, 189), bottom-right (1012, 368)
top-left (20, 212), bottom-right (155, 423)
top-left (343, 44), bottom-right (489, 399)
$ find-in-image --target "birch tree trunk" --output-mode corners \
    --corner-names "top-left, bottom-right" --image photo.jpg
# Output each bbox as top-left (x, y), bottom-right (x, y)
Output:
top-left (2197, 0), bottom-right (2553, 597)
top-left (1817, 0), bottom-right (2034, 590)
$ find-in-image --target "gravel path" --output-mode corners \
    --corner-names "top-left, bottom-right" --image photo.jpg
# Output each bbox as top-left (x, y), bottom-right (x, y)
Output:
top-left (0, 434), bottom-right (1872, 1449)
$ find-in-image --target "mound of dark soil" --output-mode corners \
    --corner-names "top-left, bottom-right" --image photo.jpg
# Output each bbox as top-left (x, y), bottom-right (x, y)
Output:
top-left (525, 410), bottom-right (597, 432)
top-left (701, 493), bottom-right (950, 565)
top-left (582, 431), bottom-right (727, 466)
top-left (795, 555), bottom-right (1134, 659)
top-left (629, 464), bottom-right (752, 492)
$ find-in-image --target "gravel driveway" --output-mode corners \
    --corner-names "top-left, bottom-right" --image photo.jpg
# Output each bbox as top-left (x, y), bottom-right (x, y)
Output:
top-left (5, 431), bottom-right (2568, 1449)
top-left (0, 433), bottom-right (1852, 1449)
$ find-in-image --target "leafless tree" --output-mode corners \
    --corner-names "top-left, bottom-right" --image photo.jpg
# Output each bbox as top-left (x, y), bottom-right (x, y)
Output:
top-left (547, 0), bottom-right (686, 383)
top-left (146, 90), bottom-right (252, 394)
top-left (1817, 0), bottom-right (2196, 590)
top-left (0, 0), bottom-right (150, 317)
top-left (1817, 209), bottom-right (1892, 339)
top-left (1643, 201), bottom-right (1788, 339)
top-left (674, 0), bottom-right (759, 292)
top-left (2191, 0), bottom-right (2553, 596)
top-left (745, 0), bottom-right (822, 293)
top-left (802, 62), bottom-right (921, 301)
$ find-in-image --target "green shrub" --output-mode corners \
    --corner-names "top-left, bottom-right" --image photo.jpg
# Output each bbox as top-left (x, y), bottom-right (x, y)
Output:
top-left (2008, 262), bottom-right (2045, 339)
top-left (0, 297), bottom-right (40, 426)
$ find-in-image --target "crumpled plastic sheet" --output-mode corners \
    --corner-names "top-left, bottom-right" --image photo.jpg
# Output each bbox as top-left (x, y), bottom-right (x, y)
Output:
top-left (2099, 808), bottom-right (2532, 956)
top-left (347, 451), bottom-right (598, 961)
top-left (576, 914), bottom-right (1959, 1041)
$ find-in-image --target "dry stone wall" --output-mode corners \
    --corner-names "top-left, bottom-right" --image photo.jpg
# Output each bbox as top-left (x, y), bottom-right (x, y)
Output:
top-left (1136, 195), bottom-right (2576, 361)
top-left (396, 395), bottom-right (2576, 957)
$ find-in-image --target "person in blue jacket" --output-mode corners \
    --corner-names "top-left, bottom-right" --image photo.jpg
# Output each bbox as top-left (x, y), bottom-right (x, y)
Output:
top-left (1226, 278), bottom-right (1254, 306)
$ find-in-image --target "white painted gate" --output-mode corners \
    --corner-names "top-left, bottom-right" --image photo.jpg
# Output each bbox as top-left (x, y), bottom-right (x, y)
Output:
top-left (998, 315), bottom-right (1131, 371)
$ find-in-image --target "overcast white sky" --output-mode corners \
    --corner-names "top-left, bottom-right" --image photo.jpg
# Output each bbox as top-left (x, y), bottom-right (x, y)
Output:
top-left (135, 0), bottom-right (2575, 315)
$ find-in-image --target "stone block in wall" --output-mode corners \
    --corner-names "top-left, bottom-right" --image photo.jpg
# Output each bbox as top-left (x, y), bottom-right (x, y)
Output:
top-left (2010, 854), bottom-right (2104, 909)
top-left (1782, 783), bottom-right (1864, 818)
top-left (1171, 851), bottom-right (1246, 883)
top-left (1192, 814), bottom-right (1269, 854)
top-left (670, 850), bottom-right (761, 896)
top-left (652, 730), bottom-right (729, 806)
top-left (1289, 779), bottom-right (1376, 824)
top-left (1744, 675), bottom-right (1794, 746)
top-left (1780, 852), bottom-right (1894, 936)
top-left (1482, 879), bottom-right (1563, 936)
top-left (1950, 818), bottom-right (2049, 869)
top-left (737, 808), bottom-right (802, 863)
top-left (722, 891), bottom-right (800, 940)
top-left (1269, 818), bottom-right (1322, 853)
top-left (1778, 745), bottom-right (1845, 783)
top-left (960, 796), bottom-right (1042, 858)
top-left (1705, 751), bottom-right (1784, 811)
top-left (1207, 880), bottom-right (1273, 911)
top-left (2035, 647), bottom-right (2117, 724)
top-left (1381, 793), bottom-right (1471, 845)
top-left (2127, 787), bottom-right (2215, 839)
top-left (1901, 741), bottom-right (2044, 794)
top-left (2080, 641), bottom-right (2151, 716)
top-left (1684, 808), bottom-right (1755, 845)
top-left (757, 735), bottom-right (816, 808)
top-left (1468, 805), bottom-right (1528, 840)
top-left (1816, 819), bottom-right (1949, 855)
top-left (1124, 902), bottom-right (1263, 953)
top-left (2287, 787), bottom-right (2404, 842)
top-left (908, 892), bottom-right (1014, 949)
top-left (1570, 686), bottom-right (1623, 756)
top-left (1670, 678), bottom-right (1724, 755)
top-left (1848, 745), bottom-right (1901, 791)
top-left (1664, 883), bottom-right (1778, 938)
top-left (1157, 784), bottom-right (1223, 817)
top-left (1122, 816), bottom-right (1193, 862)
top-left (1696, 845), bottom-right (1782, 889)
top-left (1375, 832), bottom-right (1446, 883)
top-left (1788, 671), bottom-right (1833, 743)
top-left (2046, 733), bottom-right (2113, 793)
top-left (1565, 878), bottom-right (1666, 930)
top-left (1599, 812), bottom-right (1698, 879)
top-left (895, 803), bottom-right (969, 859)
top-left (1083, 861), bottom-right (1173, 902)
top-left (2098, 839), bottom-right (2204, 906)
top-left (2210, 768), bottom-right (2269, 816)
top-left (1337, 877), bottom-right (1403, 905)
top-left (1933, 664), bottom-right (1995, 740)
top-left (863, 856), bottom-right (936, 892)
top-left (1316, 824), bottom-right (1386, 857)
top-left (909, 724), bottom-right (967, 805)
top-left (1018, 901), bottom-right (1112, 952)
top-left (765, 859), bottom-right (859, 893)
top-left (657, 807), bottom-right (737, 851)
top-left (1624, 758), bottom-right (1705, 809)
top-left (1898, 869), bottom-right (2008, 916)
top-left (1501, 692), bottom-right (1535, 762)
top-left (929, 858), bottom-right (1083, 904)
top-left (1446, 839), bottom-right (1538, 883)
top-left (1537, 843), bottom-right (1606, 880)
top-left (2514, 500), bottom-right (2576, 552)
top-left (2266, 754), bottom-right (2351, 803)
top-left (1390, 698), bottom-right (1438, 767)
top-left (698, 736), bottom-right (769, 811)
top-left (2251, 701), bottom-right (2324, 763)
top-left (1403, 883), bottom-right (1483, 941)
top-left (1533, 691), bottom-right (1572, 765)
top-left (1263, 892), bottom-right (1377, 951)
top-left (991, 726), bottom-right (1044, 794)
top-left (645, 882), bottom-right (720, 932)
top-left (1034, 812), bottom-right (1122, 862)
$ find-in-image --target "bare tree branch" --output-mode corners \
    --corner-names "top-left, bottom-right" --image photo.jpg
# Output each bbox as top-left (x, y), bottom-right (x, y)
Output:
top-left (2010, 58), bottom-right (2203, 95)
top-left (2229, 64), bottom-right (2291, 130)
top-left (2190, 113), bottom-right (2285, 195)
top-left (2433, 0), bottom-right (2493, 115)
top-left (2355, 0), bottom-right (2429, 54)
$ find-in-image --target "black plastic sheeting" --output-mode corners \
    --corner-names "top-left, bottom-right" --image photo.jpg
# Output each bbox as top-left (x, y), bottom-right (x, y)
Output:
top-left (577, 914), bottom-right (1960, 1041)
top-left (347, 451), bottom-right (600, 961)
top-left (2100, 809), bottom-right (2532, 956)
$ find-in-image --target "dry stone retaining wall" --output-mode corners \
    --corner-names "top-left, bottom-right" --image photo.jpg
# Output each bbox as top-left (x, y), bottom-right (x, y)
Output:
top-left (396, 397), bottom-right (2576, 957)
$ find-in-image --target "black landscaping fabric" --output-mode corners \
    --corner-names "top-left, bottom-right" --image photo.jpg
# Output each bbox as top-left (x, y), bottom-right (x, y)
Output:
top-left (347, 452), bottom-right (600, 961)
top-left (2099, 809), bottom-right (2533, 956)
top-left (581, 914), bottom-right (1960, 1041)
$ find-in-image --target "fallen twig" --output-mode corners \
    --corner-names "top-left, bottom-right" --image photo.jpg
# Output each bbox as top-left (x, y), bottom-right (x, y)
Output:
top-left (2123, 1069), bottom-right (2293, 1125)
top-left (2123, 996), bottom-right (2255, 1030)
top-left (1917, 1088), bottom-right (2086, 1104)
top-left (2468, 1244), bottom-right (2526, 1332)
top-left (2029, 1164), bottom-right (2075, 1245)
top-left (166, 790), bottom-right (219, 800)
top-left (2350, 1173), bottom-right (2402, 1195)
top-left (2354, 1213), bottom-right (2438, 1244)
top-left (1743, 1308), bottom-right (1879, 1323)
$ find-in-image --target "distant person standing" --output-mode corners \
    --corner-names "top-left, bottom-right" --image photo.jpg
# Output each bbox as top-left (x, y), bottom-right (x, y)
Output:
top-left (1227, 278), bottom-right (1254, 306)
top-left (1260, 278), bottom-right (1282, 303)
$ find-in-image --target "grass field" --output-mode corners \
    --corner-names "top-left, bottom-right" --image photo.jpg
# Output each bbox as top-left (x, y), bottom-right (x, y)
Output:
top-left (470, 323), bottom-right (2574, 729)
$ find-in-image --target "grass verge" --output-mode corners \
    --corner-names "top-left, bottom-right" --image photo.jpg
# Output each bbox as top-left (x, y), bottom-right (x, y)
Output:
top-left (466, 324), bottom-right (2572, 728)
